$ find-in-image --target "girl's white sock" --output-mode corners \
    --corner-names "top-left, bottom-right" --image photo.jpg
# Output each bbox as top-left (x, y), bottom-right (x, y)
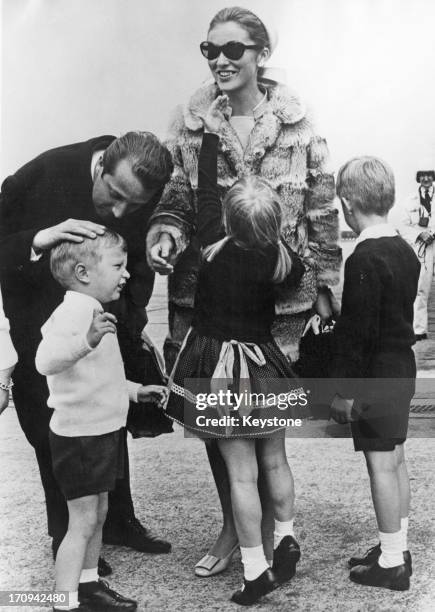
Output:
top-left (240, 544), bottom-right (269, 581)
top-left (79, 567), bottom-right (99, 583)
top-left (54, 591), bottom-right (78, 610)
top-left (401, 517), bottom-right (409, 552)
top-left (378, 530), bottom-right (404, 568)
top-left (273, 518), bottom-right (294, 549)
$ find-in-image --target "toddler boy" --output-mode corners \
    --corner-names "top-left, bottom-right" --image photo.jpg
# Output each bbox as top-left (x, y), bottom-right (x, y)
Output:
top-left (36, 230), bottom-right (167, 611)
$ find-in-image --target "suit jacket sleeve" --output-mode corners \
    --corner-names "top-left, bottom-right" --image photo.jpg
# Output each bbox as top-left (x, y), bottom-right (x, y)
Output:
top-left (0, 162), bottom-right (46, 266)
top-left (330, 251), bottom-right (381, 385)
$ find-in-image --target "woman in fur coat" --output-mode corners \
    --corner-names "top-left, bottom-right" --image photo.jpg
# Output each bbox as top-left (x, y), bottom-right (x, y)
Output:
top-left (146, 6), bottom-right (341, 576)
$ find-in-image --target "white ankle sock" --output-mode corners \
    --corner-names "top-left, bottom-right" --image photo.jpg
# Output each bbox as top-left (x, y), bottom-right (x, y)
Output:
top-left (378, 530), bottom-right (404, 568)
top-left (401, 517), bottom-right (409, 552)
top-left (273, 519), bottom-right (294, 549)
top-left (55, 591), bottom-right (78, 610)
top-left (240, 545), bottom-right (269, 581)
top-left (79, 567), bottom-right (99, 583)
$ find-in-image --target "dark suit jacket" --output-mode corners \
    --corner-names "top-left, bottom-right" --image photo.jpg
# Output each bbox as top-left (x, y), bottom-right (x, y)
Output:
top-left (0, 136), bottom-right (156, 361)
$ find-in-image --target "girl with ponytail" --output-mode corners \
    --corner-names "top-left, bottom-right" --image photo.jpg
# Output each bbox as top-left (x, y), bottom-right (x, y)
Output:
top-left (165, 96), bottom-right (304, 605)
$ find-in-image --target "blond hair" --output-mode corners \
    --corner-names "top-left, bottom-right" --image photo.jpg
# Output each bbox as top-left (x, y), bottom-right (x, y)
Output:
top-left (203, 176), bottom-right (292, 282)
top-left (50, 230), bottom-right (126, 289)
top-left (336, 156), bottom-right (395, 215)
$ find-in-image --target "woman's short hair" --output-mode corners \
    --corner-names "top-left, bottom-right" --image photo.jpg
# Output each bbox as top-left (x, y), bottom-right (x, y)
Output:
top-left (336, 156), bottom-right (395, 215)
top-left (50, 230), bottom-right (126, 289)
top-left (102, 131), bottom-right (173, 191)
top-left (209, 7), bottom-right (269, 49)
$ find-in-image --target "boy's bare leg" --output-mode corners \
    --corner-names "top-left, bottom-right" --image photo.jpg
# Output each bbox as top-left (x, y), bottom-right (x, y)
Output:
top-left (55, 494), bottom-right (99, 592)
top-left (395, 443), bottom-right (410, 518)
top-left (83, 493), bottom-right (108, 570)
top-left (364, 450), bottom-right (400, 532)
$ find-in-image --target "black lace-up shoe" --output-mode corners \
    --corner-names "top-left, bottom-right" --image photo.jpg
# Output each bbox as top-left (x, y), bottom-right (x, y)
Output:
top-left (78, 580), bottom-right (137, 611)
top-left (349, 561), bottom-right (410, 591)
top-left (348, 543), bottom-right (412, 575)
top-left (231, 568), bottom-right (277, 606)
top-left (272, 535), bottom-right (301, 584)
top-left (103, 517), bottom-right (171, 553)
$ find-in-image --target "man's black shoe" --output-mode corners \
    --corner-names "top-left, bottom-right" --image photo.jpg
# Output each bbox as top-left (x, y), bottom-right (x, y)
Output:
top-left (52, 538), bottom-right (112, 577)
top-left (98, 556), bottom-right (113, 577)
top-left (231, 568), bottom-right (277, 606)
top-left (78, 580), bottom-right (137, 611)
top-left (349, 561), bottom-right (410, 591)
top-left (415, 333), bottom-right (428, 341)
top-left (348, 543), bottom-right (412, 575)
top-left (103, 517), bottom-right (171, 553)
top-left (272, 535), bottom-right (301, 584)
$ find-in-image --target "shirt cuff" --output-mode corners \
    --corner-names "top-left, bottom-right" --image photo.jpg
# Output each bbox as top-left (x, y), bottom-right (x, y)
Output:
top-left (30, 247), bottom-right (43, 262)
top-left (127, 381), bottom-right (141, 403)
top-left (0, 330), bottom-right (18, 370)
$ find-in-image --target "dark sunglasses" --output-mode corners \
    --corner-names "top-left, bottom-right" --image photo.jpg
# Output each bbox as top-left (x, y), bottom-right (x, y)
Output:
top-left (200, 41), bottom-right (262, 61)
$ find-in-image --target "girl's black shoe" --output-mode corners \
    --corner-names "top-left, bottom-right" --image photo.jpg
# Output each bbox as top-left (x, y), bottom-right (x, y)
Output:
top-left (272, 535), bottom-right (301, 584)
top-left (231, 568), bottom-right (277, 606)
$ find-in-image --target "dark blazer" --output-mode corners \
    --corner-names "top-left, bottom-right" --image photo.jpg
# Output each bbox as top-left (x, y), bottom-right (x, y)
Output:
top-left (0, 136), bottom-right (156, 357)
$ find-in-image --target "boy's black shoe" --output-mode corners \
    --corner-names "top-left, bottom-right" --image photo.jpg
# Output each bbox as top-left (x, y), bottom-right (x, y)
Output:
top-left (78, 580), bottom-right (137, 611)
top-left (272, 535), bottom-right (301, 583)
top-left (349, 560), bottom-right (410, 591)
top-left (51, 539), bottom-right (112, 577)
top-left (231, 568), bottom-right (277, 606)
top-left (415, 333), bottom-right (428, 341)
top-left (103, 517), bottom-right (171, 553)
top-left (348, 543), bottom-right (412, 575)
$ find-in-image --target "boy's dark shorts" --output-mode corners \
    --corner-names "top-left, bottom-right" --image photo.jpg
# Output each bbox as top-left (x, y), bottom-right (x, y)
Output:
top-left (49, 427), bottom-right (125, 500)
top-left (351, 350), bottom-right (416, 452)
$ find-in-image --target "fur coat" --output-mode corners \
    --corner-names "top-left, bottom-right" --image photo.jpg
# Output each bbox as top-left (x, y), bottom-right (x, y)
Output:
top-left (147, 81), bottom-right (341, 316)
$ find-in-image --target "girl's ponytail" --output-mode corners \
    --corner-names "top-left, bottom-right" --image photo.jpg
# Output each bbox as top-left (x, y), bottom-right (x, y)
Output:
top-left (272, 240), bottom-right (293, 283)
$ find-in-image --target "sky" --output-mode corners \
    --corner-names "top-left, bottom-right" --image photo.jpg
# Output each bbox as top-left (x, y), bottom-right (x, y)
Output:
top-left (2, 0), bottom-right (435, 215)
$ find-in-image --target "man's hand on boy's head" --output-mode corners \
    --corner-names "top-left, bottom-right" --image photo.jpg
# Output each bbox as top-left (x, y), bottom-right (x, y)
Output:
top-left (87, 310), bottom-right (117, 348)
top-left (32, 218), bottom-right (106, 253)
top-left (330, 394), bottom-right (354, 424)
top-left (137, 384), bottom-right (168, 407)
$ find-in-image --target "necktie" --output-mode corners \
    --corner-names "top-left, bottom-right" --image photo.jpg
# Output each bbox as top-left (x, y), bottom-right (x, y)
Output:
top-left (423, 188), bottom-right (432, 214)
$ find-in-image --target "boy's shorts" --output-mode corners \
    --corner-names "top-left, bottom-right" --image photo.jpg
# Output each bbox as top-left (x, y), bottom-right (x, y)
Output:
top-left (351, 350), bottom-right (415, 452)
top-left (49, 427), bottom-right (125, 500)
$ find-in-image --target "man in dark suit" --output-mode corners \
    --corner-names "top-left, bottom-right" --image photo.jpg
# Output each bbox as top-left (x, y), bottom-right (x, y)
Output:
top-left (0, 132), bottom-right (174, 573)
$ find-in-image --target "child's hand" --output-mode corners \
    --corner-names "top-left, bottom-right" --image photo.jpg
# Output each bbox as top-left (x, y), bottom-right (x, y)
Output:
top-left (0, 389), bottom-right (10, 415)
top-left (137, 384), bottom-right (168, 407)
top-left (330, 395), bottom-right (354, 424)
top-left (87, 309), bottom-right (117, 348)
top-left (203, 95), bottom-right (230, 133)
top-left (0, 365), bottom-right (14, 415)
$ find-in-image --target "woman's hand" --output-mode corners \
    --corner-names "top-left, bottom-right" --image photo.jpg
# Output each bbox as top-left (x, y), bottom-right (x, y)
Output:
top-left (137, 384), bottom-right (168, 407)
top-left (148, 233), bottom-right (175, 275)
top-left (203, 95), bottom-right (230, 134)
